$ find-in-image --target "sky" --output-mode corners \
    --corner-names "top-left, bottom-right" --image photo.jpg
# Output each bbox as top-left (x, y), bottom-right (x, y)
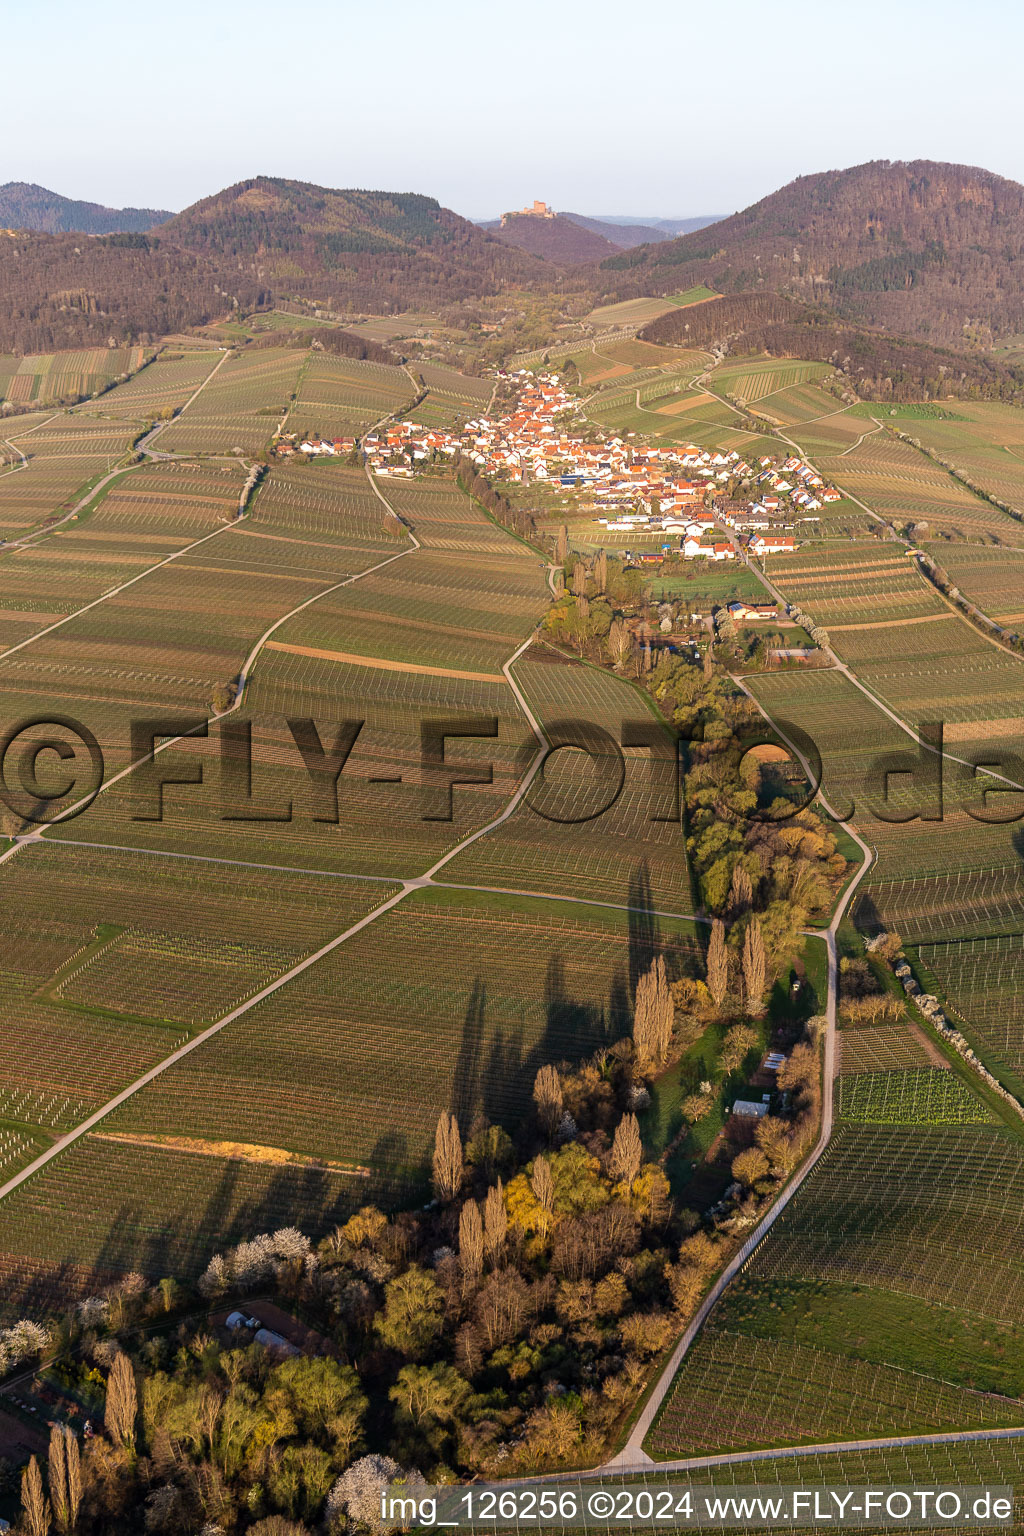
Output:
top-left (10, 0), bottom-right (1024, 221)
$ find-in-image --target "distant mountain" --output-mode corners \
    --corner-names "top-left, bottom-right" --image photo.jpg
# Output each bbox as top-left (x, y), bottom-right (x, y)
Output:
top-left (598, 160), bottom-right (1024, 343)
top-left (481, 211), bottom-right (619, 263)
top-left (478, 210), bottom-right (724, 257)
top-left (570, 213), bottom-right (723, 243)
top-left (0, 182), bottom-right (173, 234)
top-left (559, 213), bottom-right (671, 248)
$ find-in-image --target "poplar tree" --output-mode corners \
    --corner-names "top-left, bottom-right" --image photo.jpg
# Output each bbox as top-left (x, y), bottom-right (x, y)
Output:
top-left (458, 1199), bottom-right (483, 1285)
top-left (533, 1064), bottom-right (563, 1140)
top-left (21, 1455), bottom-right (51, 1536)
top-left (742, 916), bottom-right (767, 1014)
top-left (706, 918), bottom-right (729, 1009)
top-left (483, 1179), bottom-right (507, 1263)
top-left (432, 1113), bottom-right (464, 1203)
top-left (610, 1114), bottom-right (643, 1188)
top-left (104, 1352), bottom-right (138, 1449)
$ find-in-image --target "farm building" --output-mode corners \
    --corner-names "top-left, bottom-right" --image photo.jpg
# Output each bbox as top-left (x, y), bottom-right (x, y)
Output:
top-left (728, 601), bottom-right (780, 622)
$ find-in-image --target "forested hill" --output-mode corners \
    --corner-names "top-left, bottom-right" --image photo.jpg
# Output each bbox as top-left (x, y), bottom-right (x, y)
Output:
top-left (600, 160), bottom-right (1024, 344)
top-left (482, 211), bottom-right (621, 263)
top-left (0, 182), bottom-right (172, 234)
top-left (162, 177), bottom-right (549, 296)
top-left (0, 177), bottom-right (555, 352)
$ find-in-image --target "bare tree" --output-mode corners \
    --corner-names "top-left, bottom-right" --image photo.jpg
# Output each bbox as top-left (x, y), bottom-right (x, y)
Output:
top-left (531, 1155), bottom-right (554, 1215)
top-left (555, 525), bottom-right (569, 565)
top-left (47, 1425), bottom-right (76, 1535)
top-left (432, 1113), bottom-right (464, 1203)
top-left (483, 1179), bottom-right (507, 1264)
top-left (730, 863), bottom-right (753, 914)
top-left (63, 1430), bottom-right (81, 1534)
top-left (633, 955), bottom-right (672, 1072)
top-left (742, 917), bottom-right (767, 1014)
top-left (609, 1113), bottom-right (643, 1188)
top-left (732, 1147), bottom-right (769, 1186)
top-left (104, 1352), bottom-right (137, 1449)
top-left (458, 1199), bottom-right (483, 1287)
top-left (572, 560), bottom-right (588, 598)
top-left (48, 1426), bottom-right (67, 1534)
top-left (594, 548), bottom-right (608, 593)
top-left (607, 616), bottom-right (632, 672)
top-left (533, 1064), bottom-right (563, 1141)
top-left (21, 1456), bottom-right (51, 1536)
top-left (706, 919), bottom-right (729, 1008)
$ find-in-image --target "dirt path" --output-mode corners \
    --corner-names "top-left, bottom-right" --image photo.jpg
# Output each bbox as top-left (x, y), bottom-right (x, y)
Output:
top-left (264, 638), bottom-right (506, 684)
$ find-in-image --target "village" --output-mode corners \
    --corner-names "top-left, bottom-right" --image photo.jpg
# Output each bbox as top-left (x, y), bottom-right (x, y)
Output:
top-left (274, 368), bottom-right (845, 562)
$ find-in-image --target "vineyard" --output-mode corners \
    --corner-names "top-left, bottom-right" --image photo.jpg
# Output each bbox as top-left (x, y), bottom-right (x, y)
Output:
top-left (0, 347), bottom-right (146, 407)
top-left (289, 354), bottom-right (416, 438)
top-left (0, 842), bottom-right (389, 1133)
top-left (921, 542), bottom-right (1024, 625)
top-left (914, 933), bottom-right (1024, 1092)
top-left (445, 651), bottom-right (691, 911)
top-left (646, 1115), bottom-right (1024, 1457)
top-left (154, 348), bottom-right (306, 455)
top-left (647, 1327), bottom-right (1021, 1456)
top-left (835, 1066), bottom-right (994, 1124)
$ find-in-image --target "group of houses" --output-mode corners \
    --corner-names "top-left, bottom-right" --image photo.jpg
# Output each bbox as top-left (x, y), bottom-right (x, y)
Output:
top-left (273, 370), bottom-right (843, 564)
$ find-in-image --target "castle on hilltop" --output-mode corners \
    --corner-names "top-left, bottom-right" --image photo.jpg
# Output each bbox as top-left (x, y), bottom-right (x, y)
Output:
top-left (501, 199), bottom-right (554, 225)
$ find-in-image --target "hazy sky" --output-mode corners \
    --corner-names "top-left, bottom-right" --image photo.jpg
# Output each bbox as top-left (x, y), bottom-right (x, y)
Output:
top-left (11, 0), bottom-right (1023, 219)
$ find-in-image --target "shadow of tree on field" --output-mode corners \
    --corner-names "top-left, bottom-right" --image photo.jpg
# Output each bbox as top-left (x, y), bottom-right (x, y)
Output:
top-left (628, 859), bottom-right (660, 997)
top-left (449, 977), bottom-right (487, 1124)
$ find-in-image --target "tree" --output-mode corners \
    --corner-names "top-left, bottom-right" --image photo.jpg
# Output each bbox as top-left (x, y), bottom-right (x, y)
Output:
top-left (533, 1064), bottom-right (563, 1140)
top-left (158, 1276), bottom-right (179, 1313)
top-left (607, 616), bottom-right (632, 672)
top-left (778, 1042), bottom-right (818, 1092)
top-left (742, 916), bottom-right (767, 1014)
top-left (609, 1114), bottom-right (643, 1189)
top-left (594, 548), bottom-right (608, 594)
top-left (458, 1199), bottom-right (483, 1285)
top-left (374, 1267), bottom-right (444, 1359)
top-left (389, 1362), bottom-right (470, 1431)
top-left (719, 1022), bottom-right (759, 1075)
top-left (21, 1456), bottom-right (50, 1536)
top-left (47, 1424), bottom-right (80, 1535)
top-left (104, 1352), bottom-right (137, 1449)
top-left (633, 955), bottom-right (672, 1072)
top-left (555, 525), bottom-right (569, 565)
top-left (483, 1179), bottom-right (507, 1264)
top-left (730, 862), bottom-right (753, 913)
top-left (272, 1356), bottom-right (367, 1455)
top-left (731, 1147), bottom-right (770, 1187)
top-left (531, 1155), bottom-right (554, 1215)
top-left (432, 1112), bottom-right (463, 1203)
top-left (706, 918), bottom-right (729, 1009)
top-left (755, 1114), bottom-right (798, 1175)
top-left (572, 559), bottom-right (587, 598)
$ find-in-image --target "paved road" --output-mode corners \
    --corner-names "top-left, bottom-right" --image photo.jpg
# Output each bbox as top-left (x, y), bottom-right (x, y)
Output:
top-left (1, 461), bottom-right (134, 553)
top-left (136, 347), bottom-right (231, 459)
